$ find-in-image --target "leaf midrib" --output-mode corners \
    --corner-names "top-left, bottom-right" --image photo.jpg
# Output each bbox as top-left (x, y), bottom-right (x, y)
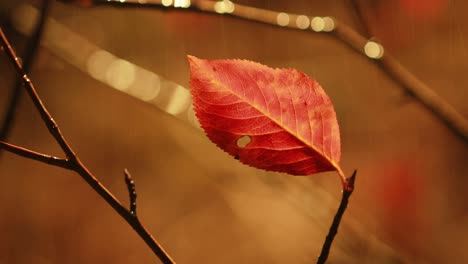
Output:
top-left (209, 78), bottom-right (342, 175)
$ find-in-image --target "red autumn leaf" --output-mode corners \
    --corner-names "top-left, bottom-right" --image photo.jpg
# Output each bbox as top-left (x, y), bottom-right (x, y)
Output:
top-left (188, 55), bottom-right (343, 178)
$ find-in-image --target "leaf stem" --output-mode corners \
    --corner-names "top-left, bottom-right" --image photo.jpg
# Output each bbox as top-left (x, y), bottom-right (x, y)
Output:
top-left (317, 170), bottom-right (356, 264)
top-left (0, 27), bottom-right (175, 264)
top-left (335, 165), bottom-right (347, 190)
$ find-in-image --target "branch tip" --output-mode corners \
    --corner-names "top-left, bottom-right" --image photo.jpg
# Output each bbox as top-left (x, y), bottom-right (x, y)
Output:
top-left (344, 169), bottom-right (357, 193)
top-left (124, 168), bottom-right (138, 217)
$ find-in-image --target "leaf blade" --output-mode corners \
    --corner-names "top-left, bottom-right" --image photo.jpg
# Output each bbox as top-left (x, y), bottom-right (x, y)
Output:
top-left (188, 55), bottom-right (342, 176)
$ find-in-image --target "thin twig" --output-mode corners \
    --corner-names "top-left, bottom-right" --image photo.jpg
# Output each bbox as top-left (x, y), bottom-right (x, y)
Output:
top-left (0, 29), bottom-right (74, 158)
top-left (124, 168), bottom-right (138, 217)
top-left (0, 0), bottom-right (50, 150)
top-left (317, 170), bottom-right (357, 264)
top-left (71, 0), bottom-right (468, 142)
top-left (0, 27), bottom-right (176, 264)
top-left (0, 141), bottom-right (70, 168)
top-left (73, 160), bottom-right (175, 264)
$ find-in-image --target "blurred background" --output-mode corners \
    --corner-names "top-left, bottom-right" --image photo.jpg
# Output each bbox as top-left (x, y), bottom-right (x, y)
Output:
top-left (0, 0), bottom-right (467, 263)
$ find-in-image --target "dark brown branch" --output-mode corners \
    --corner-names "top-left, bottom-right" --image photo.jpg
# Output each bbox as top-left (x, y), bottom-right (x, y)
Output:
top-left (124, 168), bottom-right (138, 217)
top-left (317, 170), bottom-right (357, 264)
top-left (0, 27), bottom-right (176, 264)
top-left (71, 0), bottom-right (468, 142)
top-left (0, 0), bottom-right (50, 149)
top-left (72, 159), bottom-right (175, 263)
top-left (0, 141), bottom-right (69, 169)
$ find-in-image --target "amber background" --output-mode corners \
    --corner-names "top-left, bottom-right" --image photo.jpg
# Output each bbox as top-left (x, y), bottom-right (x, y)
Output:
top-left (0, 0), bottom-right (467, 263)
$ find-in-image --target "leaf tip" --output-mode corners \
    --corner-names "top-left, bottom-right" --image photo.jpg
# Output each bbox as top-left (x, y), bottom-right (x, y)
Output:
top-left (187, 55), bottom-right (202, 67)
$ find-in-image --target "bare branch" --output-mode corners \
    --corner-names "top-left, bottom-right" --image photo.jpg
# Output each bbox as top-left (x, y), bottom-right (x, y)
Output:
top-left (124, 168), bottom-right (138, 217)
top-left (72, 160), bottom-right (175, 263)
top-left (0, 27), bottom-right (176, 264)
top-left (0, 27), bottom-right (75, 158)
top-left (0, 141), bottom-right (69, 169)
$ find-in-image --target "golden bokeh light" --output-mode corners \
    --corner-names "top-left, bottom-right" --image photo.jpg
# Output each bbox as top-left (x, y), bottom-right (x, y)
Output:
top-left (214, 0), bottom-right (235, 14)
top-left (364, 41), bottom-right (384, 59)
top-left (276, 12), bottom-right (290, 27)
top-left (87, 49), bottom-right (116, 82)
top-left (161, 0), bottom-right (172, 7)
top-left (164, 84), bottom-right (191, 115)
top-left (174, 0), bottom-right (190, 8)
top-left (322, 16), bottom-right (335, 32)
top-left (311, 16), bottom-right (335, 32)
top-left (311, 17), bottom-right (325, 32)
top-left (127, 69), bottom-right (161, 102)
top-left (105, 59), bottom-right (136, 92)
top-left (296, 15), bottom-right (310, 29)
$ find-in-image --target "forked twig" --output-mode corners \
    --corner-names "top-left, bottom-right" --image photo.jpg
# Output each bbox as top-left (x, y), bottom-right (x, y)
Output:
top-left (0, 27), bottom-right (175, 264)
top-left (0, 141), bottom-right (69, 168)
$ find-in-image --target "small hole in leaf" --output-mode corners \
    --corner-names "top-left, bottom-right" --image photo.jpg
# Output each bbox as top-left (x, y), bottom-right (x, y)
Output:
top-left (236, 135), bottom-right (251, 148)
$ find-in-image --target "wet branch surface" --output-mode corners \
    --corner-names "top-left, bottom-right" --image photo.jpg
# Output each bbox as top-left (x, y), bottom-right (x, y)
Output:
top-left (0, 27), bottom-right (176, 264)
